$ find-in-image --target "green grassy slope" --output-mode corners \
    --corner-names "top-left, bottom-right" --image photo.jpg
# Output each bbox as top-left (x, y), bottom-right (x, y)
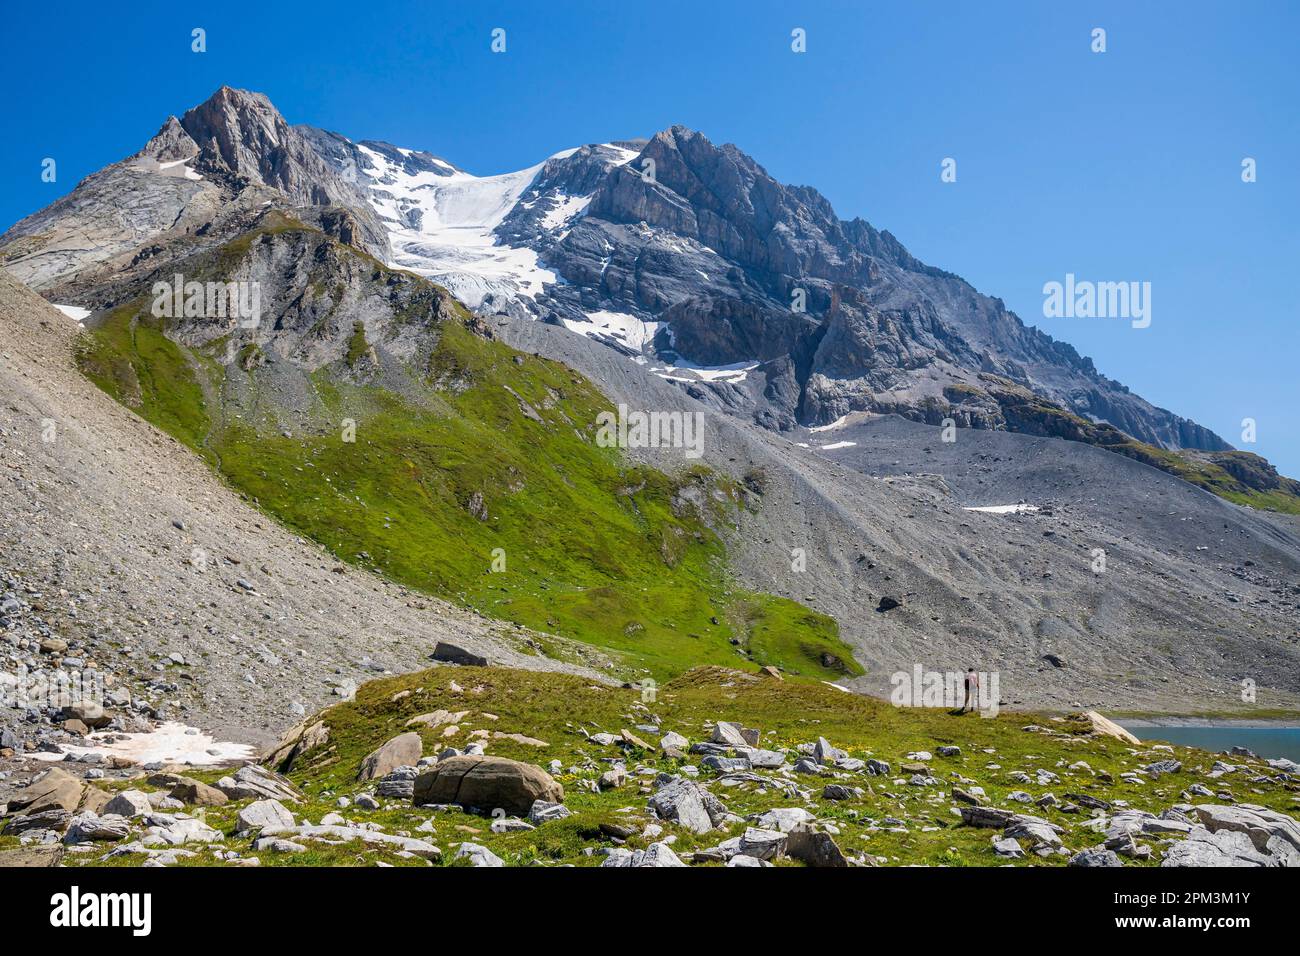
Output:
top-left (74, 248), bottom-right (860, 683)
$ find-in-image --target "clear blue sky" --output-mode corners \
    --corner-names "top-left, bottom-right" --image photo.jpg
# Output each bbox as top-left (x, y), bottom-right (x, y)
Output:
top-left (3, 1), bottom-right (1296, 473)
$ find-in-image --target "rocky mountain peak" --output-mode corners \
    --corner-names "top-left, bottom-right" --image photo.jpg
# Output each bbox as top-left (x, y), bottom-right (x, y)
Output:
top-left (135, 115), bottom-right (199, 164)
top-left (181, 87), bottom-right (326, 199)
top-left (172, 87), bottom-right (389, 255)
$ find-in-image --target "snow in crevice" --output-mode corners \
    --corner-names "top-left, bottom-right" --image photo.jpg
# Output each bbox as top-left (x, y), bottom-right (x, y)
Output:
top-left (647, 357), bottom-right (760, 385)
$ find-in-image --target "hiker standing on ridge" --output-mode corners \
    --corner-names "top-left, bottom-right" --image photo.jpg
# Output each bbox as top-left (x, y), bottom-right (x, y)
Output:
top-left (963, 667), bottom-right (979, 713)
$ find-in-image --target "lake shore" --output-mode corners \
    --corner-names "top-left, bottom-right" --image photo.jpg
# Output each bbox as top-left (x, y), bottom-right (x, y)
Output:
top-left (1119, 716), bottom-right (1300, 729)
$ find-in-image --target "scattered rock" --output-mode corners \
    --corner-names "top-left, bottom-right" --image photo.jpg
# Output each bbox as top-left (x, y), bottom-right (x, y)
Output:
top-left (1070, 847), bottom-right (1124, 867)
top-left (601, 842), bottom-right (687, 867)
top-left (103, 790), bottom-right (152, 818)
top-left (237, 799), bottom-right (295, 835)
top-left (454, 842), bottom-right (504, 867)
top-left (647, 776), bottom-right (726, 834)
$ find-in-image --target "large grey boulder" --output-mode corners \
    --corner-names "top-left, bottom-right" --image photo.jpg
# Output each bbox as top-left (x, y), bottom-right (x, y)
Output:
top-left (785, 825), bottom-right (849, 867)
top-left (646, 776), bottom-right (726, 834)
top-left (376, 766), bottom-right (418, 800)
top-left (150, 817), bottom-right (223, 845)
top-left (431, 642), bottom-right (488, 667)
top-left (1004, 815), bottom-right (1064, 849)
top-left (413, 755), bottom-right (563, 816)
top-left (358, 732), bottom-right (423, 781)
top-left (710, 721), bottom-right (754, 747)
top-left (959, 805), bottom-right (1015, 829)
top-left (1192, 803), bottom-right (1300, 855)
top-left (752, 807), bottom-right (815, 833)
top-left (738, 827), bottom-right (786, 861)
top-left (237, 799), bottom-right (296, 835)
top-left (3, 809), bottom-right (73, 835)
top-left (6, 768), bottom-right (88, 815)
top-left (1162, 827), bottom-right (1272, 867)
top-left (103, 790), bottom-right (152, 819)
top-left (64, 813), bottom-right (130, 844)
top-left (454, 842), bottom-right (504, 867)
top-left (528, 800), bottom-right (572, 825)
top-left (812, 737), bottom-right (845, 765)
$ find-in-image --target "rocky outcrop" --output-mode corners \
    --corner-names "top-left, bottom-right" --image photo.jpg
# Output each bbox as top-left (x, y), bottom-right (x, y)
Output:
top-left (517, 124), bottom-right (1233, 454)
top-left (178, 87), bottom-right (389, 256)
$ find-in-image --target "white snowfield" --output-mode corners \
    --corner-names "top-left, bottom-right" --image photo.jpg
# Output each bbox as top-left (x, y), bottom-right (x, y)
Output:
top-left (963, 504), bottom-right (1041, 515)
top-left (360, 143), bottom-right (561, 309)
top-left (809, 415), bottom-right (850, 433)
top-left (29, 720), bottom-right (254, 767)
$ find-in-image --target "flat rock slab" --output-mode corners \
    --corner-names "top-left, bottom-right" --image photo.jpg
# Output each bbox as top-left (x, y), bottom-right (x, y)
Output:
top-left (0, 846), bottom-right (64, 867)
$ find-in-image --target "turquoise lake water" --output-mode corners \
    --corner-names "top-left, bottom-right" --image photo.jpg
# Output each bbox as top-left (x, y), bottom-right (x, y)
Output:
top-left (1124, 725), bottom-right (1300, 763)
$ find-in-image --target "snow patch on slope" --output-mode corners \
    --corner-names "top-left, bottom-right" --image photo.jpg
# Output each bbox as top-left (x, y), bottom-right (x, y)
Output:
top-left (31, 721), bottom-right (253, 767)
top-left (564, 310), bottom-right (661, 351)
top-left (52, 304), bottom-right (91, 324)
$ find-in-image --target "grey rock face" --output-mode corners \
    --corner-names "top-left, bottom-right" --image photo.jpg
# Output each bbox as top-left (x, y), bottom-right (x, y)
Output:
top-left (506, 125), bottom-right (1229, 453)
top-left (1192, 803), bottom-right (1300, 855)
top-left (215, 765), bottom-right (301, 803)
top-left (0, 86), bottom-right (389, 295)
top-left (1162, 827), bottom-right (1273, 867)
